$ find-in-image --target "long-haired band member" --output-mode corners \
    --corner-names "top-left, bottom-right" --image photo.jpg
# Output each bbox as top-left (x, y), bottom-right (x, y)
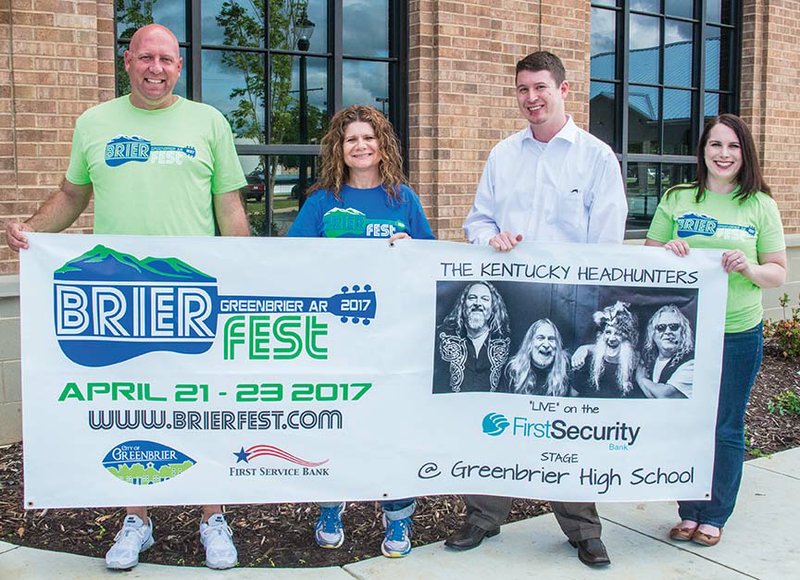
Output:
top-left (636, 305), bottom-right (695, 399)
top-left (434, 281), bottom-right (511, 393)
top-left (505, 319), bottom-right (570, 397)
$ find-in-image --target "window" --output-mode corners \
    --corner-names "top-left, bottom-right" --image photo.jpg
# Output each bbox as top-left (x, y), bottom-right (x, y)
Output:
top-left (115, 0), bottom-right (407, 235)
top-left (590, 0), bottom-right (738, 232)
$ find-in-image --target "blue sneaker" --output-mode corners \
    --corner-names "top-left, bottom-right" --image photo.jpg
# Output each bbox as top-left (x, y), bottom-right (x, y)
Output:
top-left (315, 503), bottom-right (345, 549)
top-left (381, 515), bottom-right (412, 558)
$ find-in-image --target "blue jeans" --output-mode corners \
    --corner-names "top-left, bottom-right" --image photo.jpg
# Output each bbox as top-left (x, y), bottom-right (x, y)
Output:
top-left (678, 323), bottom-right (763, 528)
top-left (320, 499), bottom-right (415, 520)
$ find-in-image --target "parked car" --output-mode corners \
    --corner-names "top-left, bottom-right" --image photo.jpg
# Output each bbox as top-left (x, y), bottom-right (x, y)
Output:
top-left (245, 171), bottom-right (266, 202)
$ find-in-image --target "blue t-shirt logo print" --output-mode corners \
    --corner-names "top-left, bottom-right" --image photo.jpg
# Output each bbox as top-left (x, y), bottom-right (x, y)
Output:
top-left (104, 135), bottom-right (197, 166)
top-left (676, 212), bottom-right (756, 238)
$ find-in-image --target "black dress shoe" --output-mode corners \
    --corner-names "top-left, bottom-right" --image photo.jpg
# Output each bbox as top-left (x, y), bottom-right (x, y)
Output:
top-left (444, 523), bottom-right (500, 550)
top-left (568, 538), bottom-right (611, 567)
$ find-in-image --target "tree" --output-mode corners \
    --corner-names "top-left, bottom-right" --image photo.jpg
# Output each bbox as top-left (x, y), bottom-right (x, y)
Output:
top-left (114, 0), bottom-right (160, 96)
top-left (215, 1), bottom-right (327, 235)
top-left (114, 0), bottom-right (328, 234)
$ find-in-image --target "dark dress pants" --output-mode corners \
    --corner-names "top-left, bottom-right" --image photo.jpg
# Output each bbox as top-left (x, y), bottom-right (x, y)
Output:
top-left (464, 495), bottom-right (602, 542)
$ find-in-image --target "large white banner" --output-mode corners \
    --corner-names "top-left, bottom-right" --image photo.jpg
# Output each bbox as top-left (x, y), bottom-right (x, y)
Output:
top-left (21, 233), bottom-right (726, 508)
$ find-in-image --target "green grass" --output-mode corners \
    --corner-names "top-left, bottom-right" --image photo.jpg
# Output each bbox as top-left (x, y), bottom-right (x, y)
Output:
top-left (246, 197), bottom-right (298, 211)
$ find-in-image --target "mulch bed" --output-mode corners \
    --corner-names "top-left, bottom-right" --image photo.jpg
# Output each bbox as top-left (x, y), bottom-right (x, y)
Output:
top-left (744, 347), bottom-right (800, 457)
top-left (1, 349), bottom-right (798, 568)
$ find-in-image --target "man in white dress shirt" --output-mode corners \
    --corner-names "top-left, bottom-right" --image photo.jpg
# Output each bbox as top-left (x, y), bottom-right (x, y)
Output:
top-left (446, 51), bottom-right (627, 568)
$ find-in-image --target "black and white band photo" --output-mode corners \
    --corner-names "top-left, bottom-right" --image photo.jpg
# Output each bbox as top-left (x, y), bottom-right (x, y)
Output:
top-left (432, 280), bottom-right (697, 399)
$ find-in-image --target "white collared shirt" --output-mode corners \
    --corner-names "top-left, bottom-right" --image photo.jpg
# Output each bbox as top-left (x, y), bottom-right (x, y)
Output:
top-left (463, 117), bottom-right (627, 245)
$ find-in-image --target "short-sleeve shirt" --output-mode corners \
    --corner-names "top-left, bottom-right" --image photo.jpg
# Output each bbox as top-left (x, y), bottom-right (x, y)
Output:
top-left (647, 186), bottom-right (785, 332)
top-left (66, 96), bottom-right (246, 236)
top-left (653, 358), bottom-right (694, 398)
top-left (287, 184), bottom-right (435, 239)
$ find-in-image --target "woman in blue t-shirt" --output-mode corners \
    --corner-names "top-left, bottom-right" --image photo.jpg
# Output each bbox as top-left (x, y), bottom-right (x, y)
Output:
top-left (288, 105), bottom-right (433, 558)
top-left (288, 106), bottom-right (434, 241)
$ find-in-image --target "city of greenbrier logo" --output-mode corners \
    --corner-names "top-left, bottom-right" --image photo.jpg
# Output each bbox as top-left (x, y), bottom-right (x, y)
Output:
top-left (102, 440), bottom-right (196, 486)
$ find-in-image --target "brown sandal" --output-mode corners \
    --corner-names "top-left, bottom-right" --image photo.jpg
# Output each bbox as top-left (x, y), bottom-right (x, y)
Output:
top-left (691, 528), bottom-right (722, 546)
top-left (669, 522), bottom-right (699, 541)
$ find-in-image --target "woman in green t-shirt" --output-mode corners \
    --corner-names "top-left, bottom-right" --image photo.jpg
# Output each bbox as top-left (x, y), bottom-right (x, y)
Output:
top-left (645, 114), bottom-right (787, 547)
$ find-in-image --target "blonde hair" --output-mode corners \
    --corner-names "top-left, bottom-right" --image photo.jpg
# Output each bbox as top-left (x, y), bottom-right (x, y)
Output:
top-left (506, 319), bottom-right (570, 397)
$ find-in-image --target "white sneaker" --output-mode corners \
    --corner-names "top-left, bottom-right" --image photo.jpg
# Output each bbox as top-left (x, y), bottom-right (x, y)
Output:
top-left (105, 514), bottom-right (154, 570)
top-left (200, 513), bottom-right (238, 569)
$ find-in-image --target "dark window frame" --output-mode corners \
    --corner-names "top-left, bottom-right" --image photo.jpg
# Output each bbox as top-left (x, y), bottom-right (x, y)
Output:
top-left (590, 0), bottom-right (741, 237)
top-left (114, 0), bottom-right (408, 234)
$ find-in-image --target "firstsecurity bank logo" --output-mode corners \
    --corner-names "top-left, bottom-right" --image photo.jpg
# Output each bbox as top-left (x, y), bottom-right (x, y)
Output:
top-left (482, 412), bottom-right (510, 436)
top-left (102, 440), bottom-right (196, 486)
top-left (105, 135), bottom-right (197, 166)
top-left (481, 414), bottom-right (642, 446)
top-left (53, 245), bottom-right (377, 367)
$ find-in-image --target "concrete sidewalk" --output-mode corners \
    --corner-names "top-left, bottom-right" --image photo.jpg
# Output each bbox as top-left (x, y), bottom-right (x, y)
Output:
top-left (2, 448), bottom-right (798, 579)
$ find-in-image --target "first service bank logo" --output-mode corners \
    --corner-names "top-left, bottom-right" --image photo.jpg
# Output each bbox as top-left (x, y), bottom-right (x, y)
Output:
top-left (52, 244), bottom-right (377, 367)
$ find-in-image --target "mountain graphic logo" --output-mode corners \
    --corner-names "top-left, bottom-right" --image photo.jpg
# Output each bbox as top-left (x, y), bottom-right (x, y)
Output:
top-left (676, 212), bottom-right (757, 238)
top-left (482, 412), bottom-right (510, 436)
top-left (53, 245), bottom-right (219, 367)
top-left (52, 245), bottom-right (378, 367)
top-left (104, 135), bottom-right (196, 167)
top-left (102, 440), bottom-right (196, 486)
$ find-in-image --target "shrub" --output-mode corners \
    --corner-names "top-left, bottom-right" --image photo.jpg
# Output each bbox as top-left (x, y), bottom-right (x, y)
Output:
top-left (247, 209), bottom-right (280, 237)
top-left (767, 389), bottom-right (800, 417)
top-left (763, 292), bottom-right (800, 359)
top-left (744, 425), bottom-right (768, 458)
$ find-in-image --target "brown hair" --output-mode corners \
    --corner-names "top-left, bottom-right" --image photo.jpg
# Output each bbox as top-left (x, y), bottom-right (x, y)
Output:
top-left (309, 105), bottom-right (406, 201)
top-left (669, 113), bottom-right (770, 203)
top-left (515, 51), bottom-right (566, 85)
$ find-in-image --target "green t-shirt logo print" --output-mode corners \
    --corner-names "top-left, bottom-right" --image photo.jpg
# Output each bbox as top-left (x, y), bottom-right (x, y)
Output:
top-left (322, 207), bottom-right (406, 238)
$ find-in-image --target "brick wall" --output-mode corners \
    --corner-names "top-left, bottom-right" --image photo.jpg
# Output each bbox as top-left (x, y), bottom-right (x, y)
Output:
top-left (1, 6), bottom-right (14, 271)
top-left (0, 281), bottom-right (20, 445)
top-left (408, 0), bottom-right (592, 242)
top-left (0, 0), bottom-right (115, 274)
top-left (1, 0), bottom-right (799, 250)
top-left (740, 0), bottom-right (800, 236)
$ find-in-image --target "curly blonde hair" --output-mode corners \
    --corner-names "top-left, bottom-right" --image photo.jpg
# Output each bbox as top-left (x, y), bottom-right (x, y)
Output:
top-left (309, 105), bottom-right (407, 201)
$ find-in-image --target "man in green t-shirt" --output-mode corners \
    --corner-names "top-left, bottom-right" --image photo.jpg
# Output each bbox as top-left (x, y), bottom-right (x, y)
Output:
top-left (5, 24), bottom-right (248, 571)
